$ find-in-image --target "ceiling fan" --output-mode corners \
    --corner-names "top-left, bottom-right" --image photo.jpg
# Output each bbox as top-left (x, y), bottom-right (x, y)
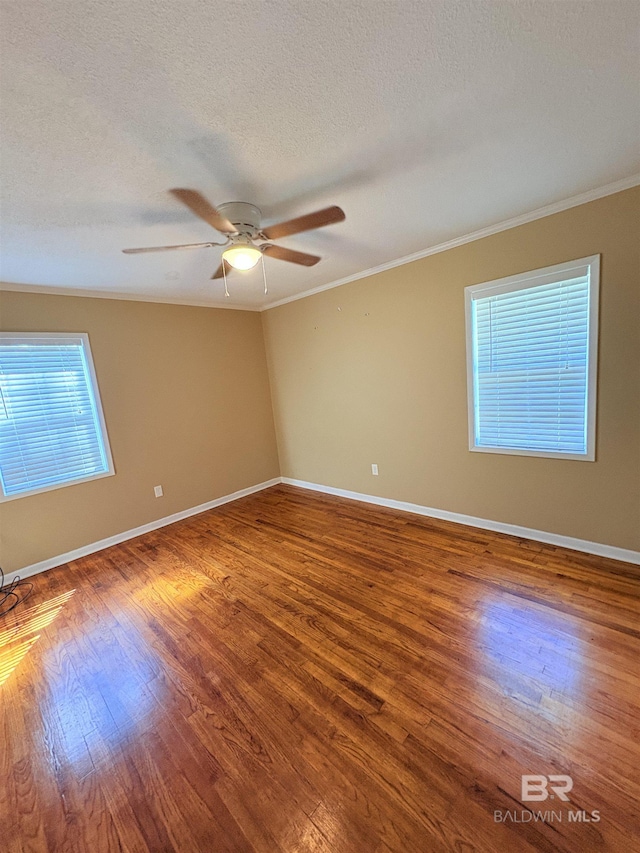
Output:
top-left (122, 189), bottom-right (345, 280)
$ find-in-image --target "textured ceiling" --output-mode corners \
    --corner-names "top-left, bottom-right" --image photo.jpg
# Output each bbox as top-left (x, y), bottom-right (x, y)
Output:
top-left (1, 0), bottom-right (639, 310)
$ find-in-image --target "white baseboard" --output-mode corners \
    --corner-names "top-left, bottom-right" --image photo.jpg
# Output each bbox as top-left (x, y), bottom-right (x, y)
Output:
top-left (5, 474), bottom-right (638, 589)
top-left (281, 478), bottom-right (640, 566)
top-left (2, 478), bottom-right (282, 587)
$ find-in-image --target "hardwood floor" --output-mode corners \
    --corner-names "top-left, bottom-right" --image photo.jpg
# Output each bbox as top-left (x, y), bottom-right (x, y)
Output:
top-left (1, 484), bottom-right (639, 853)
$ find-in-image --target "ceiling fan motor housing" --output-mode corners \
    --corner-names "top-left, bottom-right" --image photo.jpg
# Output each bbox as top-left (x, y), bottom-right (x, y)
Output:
top-left (216, 202), bottom-right (262, 236)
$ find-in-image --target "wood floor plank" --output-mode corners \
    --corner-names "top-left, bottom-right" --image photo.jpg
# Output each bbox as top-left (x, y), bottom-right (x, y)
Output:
top-left (1, 484), bottom-right (639, 852)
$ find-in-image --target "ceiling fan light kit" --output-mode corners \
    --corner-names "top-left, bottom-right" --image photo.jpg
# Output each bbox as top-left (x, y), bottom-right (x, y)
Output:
top-left (122, 190), bottom-right (345, 295)
top-left (222, 242), bottom-right (262, 271)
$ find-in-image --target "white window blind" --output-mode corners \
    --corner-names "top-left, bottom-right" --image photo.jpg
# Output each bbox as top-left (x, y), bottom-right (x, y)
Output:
top-left (0, 333), bottom-right (114, 499)
top-left (465, 257), bottom-right (599, 460)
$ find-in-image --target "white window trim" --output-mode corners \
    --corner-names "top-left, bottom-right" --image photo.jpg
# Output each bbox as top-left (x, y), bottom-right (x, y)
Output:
top-left (0, 331), bottom-right (115, 502)
top-left (464, 255), bottom-right (600, 461)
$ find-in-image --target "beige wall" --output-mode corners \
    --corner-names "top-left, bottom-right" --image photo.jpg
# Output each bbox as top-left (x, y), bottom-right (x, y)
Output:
top-left (1, 187), bottom-right (638, 571)
top-left (262, 187), bottom-right (640, 551)
top-left (0, 293), bottom-right (280, 571)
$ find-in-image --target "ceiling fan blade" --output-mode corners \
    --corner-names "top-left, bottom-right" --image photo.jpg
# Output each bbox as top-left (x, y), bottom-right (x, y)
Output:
top-left (261, 205), bottom-right (345, 240)
top-left (122, 241), bottom-right (214, 254)
top-left (169, 188), bottom-right (236, 233)
top-left (261, 244), bottom-right (321, 266)
top-left (211, 263), bottom-right (227, 280)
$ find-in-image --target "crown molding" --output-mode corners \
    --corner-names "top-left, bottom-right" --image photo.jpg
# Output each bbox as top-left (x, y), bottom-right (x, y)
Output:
top-left (2, 174), bottom-right (638, 313)
top-left (0, 282), bottom-right (260, 312)
top-left (261, 173), bottom-right (640, 311)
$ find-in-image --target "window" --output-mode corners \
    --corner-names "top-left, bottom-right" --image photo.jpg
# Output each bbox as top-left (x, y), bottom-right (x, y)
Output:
top-left (465, 256), bottom-right (599, 460)
top-left (0, 333), bottom-right (114, 500)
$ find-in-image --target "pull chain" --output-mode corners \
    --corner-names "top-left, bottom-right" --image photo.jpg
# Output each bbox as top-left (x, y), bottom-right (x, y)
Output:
top-left (261, 252), bottom-right (268, 295)
top-left (222, 260), bottom-right (230, 298)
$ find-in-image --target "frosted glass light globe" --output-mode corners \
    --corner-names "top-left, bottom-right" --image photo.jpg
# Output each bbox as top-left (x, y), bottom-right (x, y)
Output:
top-left (222, 244), bottom-right (261, 270)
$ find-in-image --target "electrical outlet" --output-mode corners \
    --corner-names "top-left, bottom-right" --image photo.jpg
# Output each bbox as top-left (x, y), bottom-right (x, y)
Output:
top-left (371, 464), bottom-right (379, 476)
top-left (154, 485), bottom-right (163, 497)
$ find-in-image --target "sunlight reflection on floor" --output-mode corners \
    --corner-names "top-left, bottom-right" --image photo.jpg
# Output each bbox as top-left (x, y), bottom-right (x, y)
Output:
top-left (35, 597), bottom-right (160, 770)
top-left (0, 589), bottom-right (76, 686)
top-left (477, 597), bottom-right (583, 729)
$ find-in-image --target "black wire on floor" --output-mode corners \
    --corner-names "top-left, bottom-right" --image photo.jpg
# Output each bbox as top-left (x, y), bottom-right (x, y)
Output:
top-left (0, 565), bottom-right (33, 618)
